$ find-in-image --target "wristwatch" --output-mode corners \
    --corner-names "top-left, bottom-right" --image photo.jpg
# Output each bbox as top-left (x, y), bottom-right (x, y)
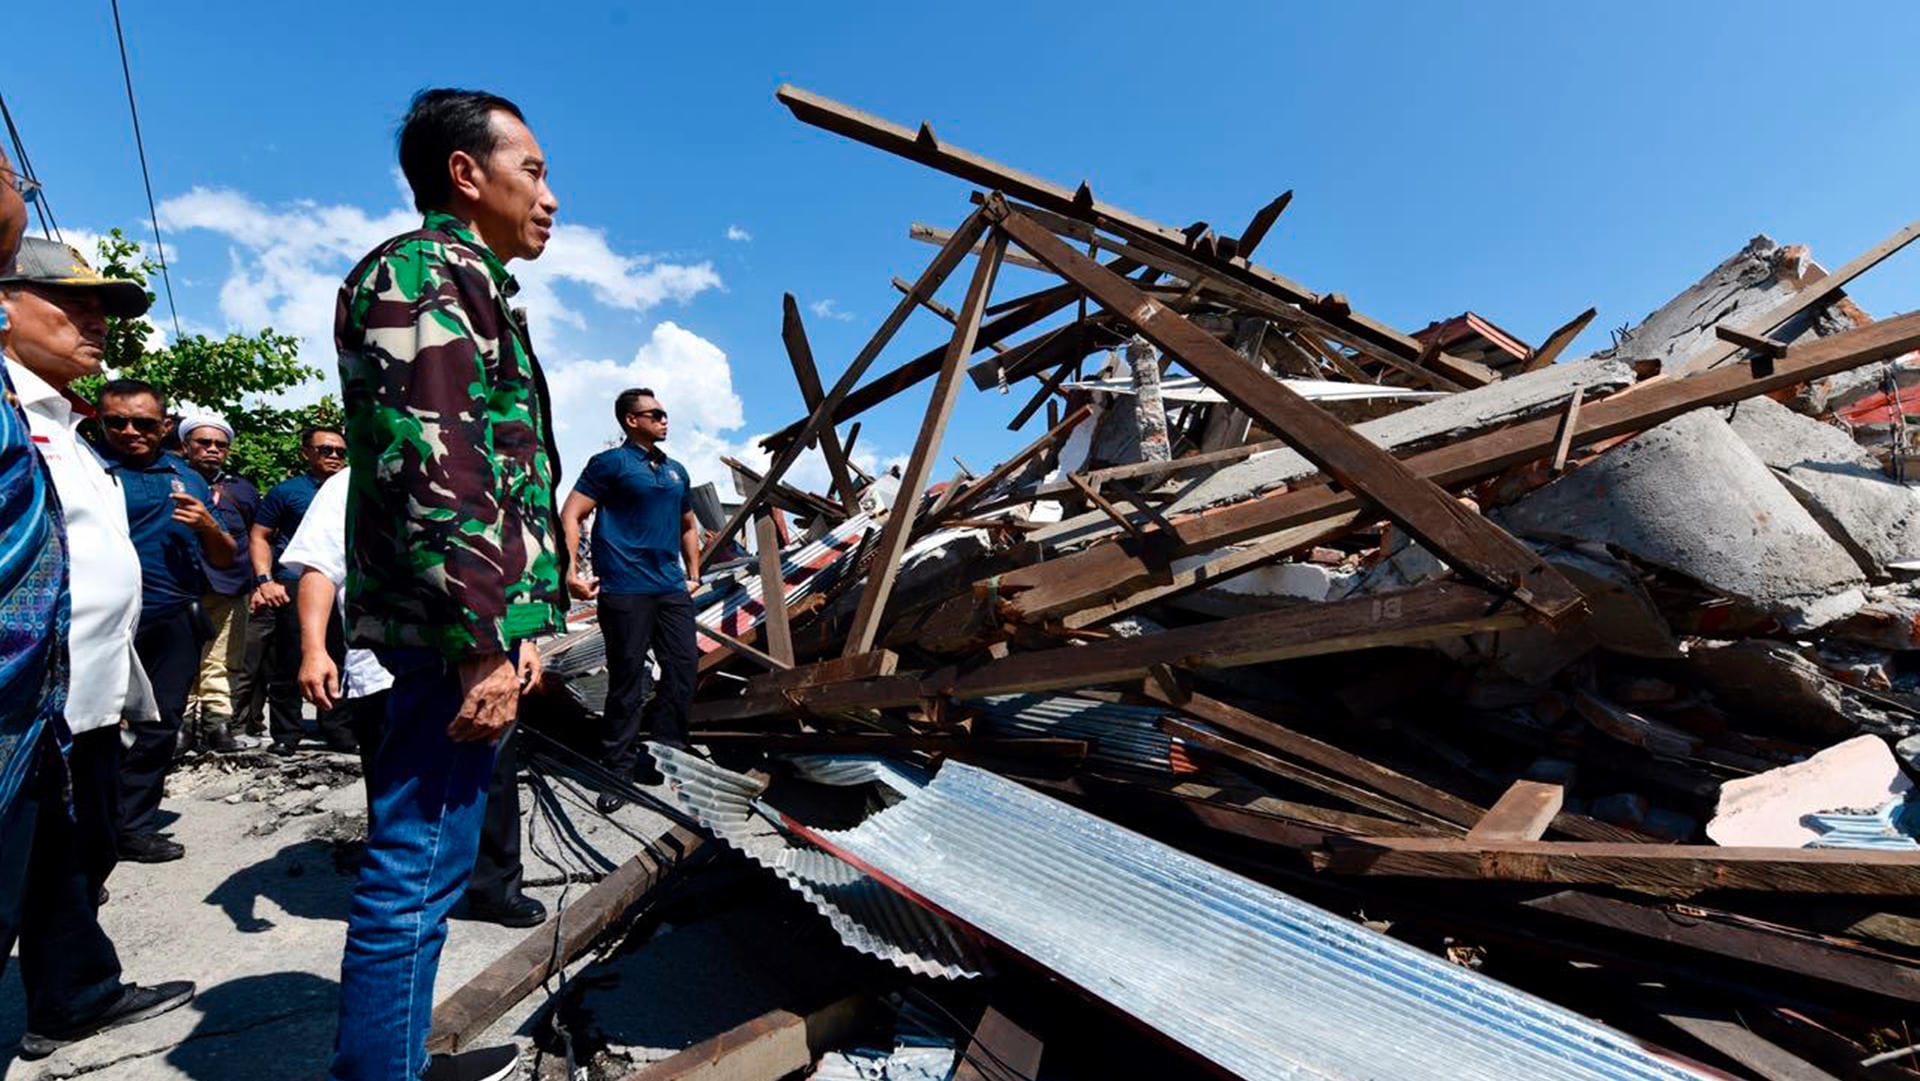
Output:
top-left (253, 574), bottom-right (271, 586)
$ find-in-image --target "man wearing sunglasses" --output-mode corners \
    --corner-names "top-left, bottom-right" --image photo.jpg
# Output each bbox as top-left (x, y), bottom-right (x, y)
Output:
top-left (0, 233), bottom-right (196, 1056)
top-left (178, 414), bottom-right (259, 754)
top-left (247, 425), bottom-right (354, 756)
top-left (95, 379), bottom-right (238, 864)
top-left (559, 387), bottom-right (700, 808)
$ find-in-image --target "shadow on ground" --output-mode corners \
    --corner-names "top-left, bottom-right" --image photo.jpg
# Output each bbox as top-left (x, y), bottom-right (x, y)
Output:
top-left (204, 839), bottom-right (356, 933)
top-left (163, 971), bottom-right (338, 1081)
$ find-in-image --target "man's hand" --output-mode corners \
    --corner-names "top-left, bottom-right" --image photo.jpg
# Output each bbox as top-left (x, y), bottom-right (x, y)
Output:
top-left (684, 578), bottom-right (701, 595)
top-left (450, 651), bottom-right (519, 743)
top-left (170, 492), bottom-right (219, 536)
top-left (517, 647), bottom-right (543, 695)
top-left (566, 571), bottom-right (599, 600)
top-left (251, 580), bottom-right (290, 611)
top-left (299, 649), bottom-right (341, 712)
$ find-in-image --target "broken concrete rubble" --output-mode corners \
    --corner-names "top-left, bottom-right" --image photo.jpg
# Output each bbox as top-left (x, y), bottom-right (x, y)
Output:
top-left (1499, 407), bottom-right (1868, 631)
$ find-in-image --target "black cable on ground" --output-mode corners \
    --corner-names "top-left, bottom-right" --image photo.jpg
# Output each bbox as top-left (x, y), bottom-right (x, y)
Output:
top-left (108, 0), bottom-right (183, 341)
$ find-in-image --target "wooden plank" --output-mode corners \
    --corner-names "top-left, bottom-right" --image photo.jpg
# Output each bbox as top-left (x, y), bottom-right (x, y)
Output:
top-left (1467, 780), bottom-right (1565, 842)
top-left (1549, 388), bottom-right (1584, 474)
top-left (992, 199), bottom-right (1581, 621)
top-left (890, 274), bottom-right (1008, 354)
top-left (1519, 306), bottom-right (1597, 374)
top-left (1315, 836), bottom-right (1920, 895)
top-left (707, 206), bottom-right (991, 560)
top-left (1005, 353), bottom-right (1077, 432)
top-left (616, 994), bottom-right (874, 1081)
top-left (952, 1006), bottom-right (1043, 1081)
top-left (1682, 216), bottom-right (1920, 373)
top-left (694, 620), bottom-right (792, 672)
top-left (1657, 1008), bottom-right (1842, 1081)
top-left (937, 402), bottom-right (1092, 522)
top-left (1290, 331), bottom-right (1377, 384)
top-left (1164, 718), bottom-right (1465, 831)
top-left (1067, 472), bottom-right (1141, 536)
top-left (753, 514), bottom-right (794, 666)
top-left (746, 650), bottom-right (898, 695)
top-left (1715, 323), bottom-right (1789, 359)
top-left (844, 231), bottom-right (1007, 656)
top-left (909, 221), bottom-right (1049, 272)
top-left (779, 295), bottom-right (860, 512)
top-left (428, 827), bottom-right (706, 1054)
top-left (692, 731), bottom-right (1087, 763)
top-left (722, 457), bottom-right (842, 523)
top-left (1232, 190), bottom-right (1292, 261)
top-left (1154, 689), bottom-right (1486, 827)
top-left (693, 578), bottom-right (1532, 723)
top-left (991, 308), bottom-right (1920, 622)
top-left (1522, 890), bottom-right (1920, 1008)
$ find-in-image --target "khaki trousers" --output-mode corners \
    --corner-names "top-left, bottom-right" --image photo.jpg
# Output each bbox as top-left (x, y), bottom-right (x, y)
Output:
top-left (187, 592), bottom-right (247, 718)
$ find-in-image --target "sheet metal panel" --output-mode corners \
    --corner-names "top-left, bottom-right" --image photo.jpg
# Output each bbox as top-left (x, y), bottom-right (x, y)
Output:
top-left (795, 760), bottom-right (1718, 1081)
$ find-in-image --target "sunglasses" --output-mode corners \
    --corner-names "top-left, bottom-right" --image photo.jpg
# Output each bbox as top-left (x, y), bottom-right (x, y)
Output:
top-left (102, 414), bottom-right (163, 434)
top-left (189, 436), bottom-right (231, 449)
top-left (309, 444), bottom-right (347, 459)
top-left (627, 408), bottom-right (668, 421)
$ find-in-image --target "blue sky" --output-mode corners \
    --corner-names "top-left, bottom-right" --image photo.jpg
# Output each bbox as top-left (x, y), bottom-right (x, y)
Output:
top-left (8, 1), bottom-right (1920, 491)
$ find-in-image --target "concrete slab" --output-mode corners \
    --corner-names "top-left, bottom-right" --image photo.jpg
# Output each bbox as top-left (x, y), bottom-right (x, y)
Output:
top-left (1497, 407), bottom-right (1867, 631)
top-left (1725, 394), bottom-right (1920, 577)
top-left (1, 751), bottom-right (676, 1081)
top-left (1707, 734), bottom-right (1910, 848)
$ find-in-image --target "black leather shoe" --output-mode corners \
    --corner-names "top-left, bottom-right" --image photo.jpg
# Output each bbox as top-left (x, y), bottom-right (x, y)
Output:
top-left (465, 892), bottom-right (547, 929)
top-left (118, 832), bottom-right (185, 863)
top-left (18, 980), bottom-right (195, 1059)
top-left (323, 732), bottom-right (360, 754)
top-left (595, 792), bottom-right (626, 815)
top-left (269, 740), bottom-right (300, 757)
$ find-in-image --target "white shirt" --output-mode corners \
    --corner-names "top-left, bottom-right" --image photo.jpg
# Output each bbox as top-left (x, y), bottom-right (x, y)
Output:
top-left (279, 468), bottom-right (392, 699)
top-left (5, 357), bottom-right (157, 733)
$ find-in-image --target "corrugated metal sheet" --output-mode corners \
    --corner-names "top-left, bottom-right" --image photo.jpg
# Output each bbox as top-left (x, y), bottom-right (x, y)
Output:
top-left (967, 693), bottom-right (1198, 776)
top-left (650, 745), bottom-right (985, 980)
top-left (788, 759), bottom-right (1718, 1081)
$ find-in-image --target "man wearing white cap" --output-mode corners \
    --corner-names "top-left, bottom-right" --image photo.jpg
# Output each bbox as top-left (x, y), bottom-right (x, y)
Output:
top-left (178, 413), bottom-right (259, 753)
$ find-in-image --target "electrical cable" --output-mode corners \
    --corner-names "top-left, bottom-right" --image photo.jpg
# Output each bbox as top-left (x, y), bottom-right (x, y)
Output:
top-left (899, 987), bottom-right (1043, 1081)
top-left (0, 92), bottom-right (60, 241)
top-left (108, 0), bottom-right (183, 341)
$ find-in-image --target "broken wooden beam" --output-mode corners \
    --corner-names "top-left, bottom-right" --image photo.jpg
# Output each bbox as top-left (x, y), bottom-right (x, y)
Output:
top-left (428, 826), bottom-right (707, 1055)
top-left (1466, 780), bottom-right (1565, 842)
top-left (1316, 836), bottom-right (1920, 895)
top-left (780, 294), bottom-right (861, 513)
top-left (1519, 306), bottom-right (1598, 374)
top-left (753, 514), bottom-right (794, 666)
top-left (614, 994), bottom-right (876, 1081)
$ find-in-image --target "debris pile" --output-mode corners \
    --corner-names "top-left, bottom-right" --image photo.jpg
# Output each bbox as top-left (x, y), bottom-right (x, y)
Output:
top-left (525, 88), bottom-right (1920, 1081)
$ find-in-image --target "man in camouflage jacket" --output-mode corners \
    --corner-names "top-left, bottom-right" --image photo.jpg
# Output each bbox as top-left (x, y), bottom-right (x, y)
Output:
top-left (329, 89), bottom-right (561, 1081)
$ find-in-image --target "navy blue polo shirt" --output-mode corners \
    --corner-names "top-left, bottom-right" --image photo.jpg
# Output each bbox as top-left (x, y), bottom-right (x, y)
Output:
top-left (202, 471), bottom-right (261, 596)
top-left (109, 450), bottom-right (214, 621)
top-left (574, 443), bottom-right (694, 596)
top-left (257, 473), bottom-right (323, 582)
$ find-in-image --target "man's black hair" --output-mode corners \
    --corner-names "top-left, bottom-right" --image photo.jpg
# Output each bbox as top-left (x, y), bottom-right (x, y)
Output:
top-left (614, 387), bottom-right (657, 420)
top-left (397, 88), bottom-right (526, 213)
top-left (300, 424), bottom-right (345, 447)
top-left (98, 378), bottom-right (163, 409)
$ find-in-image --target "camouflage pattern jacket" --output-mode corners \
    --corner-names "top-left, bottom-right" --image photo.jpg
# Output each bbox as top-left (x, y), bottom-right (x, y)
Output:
top-left (335, 212), bottom-right (566, 659)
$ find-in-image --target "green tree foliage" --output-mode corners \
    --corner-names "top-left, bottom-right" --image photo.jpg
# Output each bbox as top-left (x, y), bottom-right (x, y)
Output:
top-left (80, 229), bottom-right (339, 486)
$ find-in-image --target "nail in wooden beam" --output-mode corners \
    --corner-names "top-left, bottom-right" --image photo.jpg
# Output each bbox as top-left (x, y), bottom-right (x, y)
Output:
top-left (1550, 388), bottom-right (1585, 474)
top-left (1466, 780), bottom-right (1565, 842)
top-left (990, 197), bottom-right (1580, 623)
top-left (780, 294), bottom-right (861, 513)
top-left (706, 206), bottom-right (992, 561)
top-left (1519, 306), bottom-right (1597, 373)
top-left (844, 230), bottom-right (1008, 656)
top-left (753, 513), bottom-right (794, 666)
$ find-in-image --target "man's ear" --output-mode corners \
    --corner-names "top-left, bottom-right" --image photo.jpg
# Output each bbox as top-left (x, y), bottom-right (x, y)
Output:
top-left (448, 150), bottom-right (484, 204)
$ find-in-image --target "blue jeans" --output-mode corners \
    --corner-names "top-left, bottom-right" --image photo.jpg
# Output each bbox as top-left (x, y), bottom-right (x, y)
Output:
top-left (330, 649), bottom-right (499, 1081)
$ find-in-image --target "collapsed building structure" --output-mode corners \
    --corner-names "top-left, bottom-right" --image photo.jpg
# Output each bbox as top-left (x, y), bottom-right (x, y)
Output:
top-left (459, 88), bottom-right (1920, 1081)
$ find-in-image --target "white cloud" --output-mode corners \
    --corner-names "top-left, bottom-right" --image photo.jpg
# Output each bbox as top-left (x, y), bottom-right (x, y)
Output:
top-left (725, 224), bottom-right (752, 243)
top-left (808, 297), bottom-right (853, 322)
top-left (157, 186), bottom-right (720, 359)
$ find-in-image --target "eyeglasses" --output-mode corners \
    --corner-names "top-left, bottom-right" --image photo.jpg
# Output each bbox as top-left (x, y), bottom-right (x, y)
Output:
top-left (189, 436), bottom-right (230, 449)
top-left (3, 171), bottom-right (42, 204)
top-left (102, 414), bottom-right (163, 434)
top-left (309, 445), bottom-right (347, 459)
top-left (627, 408), bottom-right (668, 421)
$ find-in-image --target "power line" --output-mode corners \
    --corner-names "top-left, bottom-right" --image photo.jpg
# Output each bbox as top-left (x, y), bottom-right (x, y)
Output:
top-left (0, 92), bottom-right (61, 242)
top-left (109, 0), bottom-right (183, 342)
